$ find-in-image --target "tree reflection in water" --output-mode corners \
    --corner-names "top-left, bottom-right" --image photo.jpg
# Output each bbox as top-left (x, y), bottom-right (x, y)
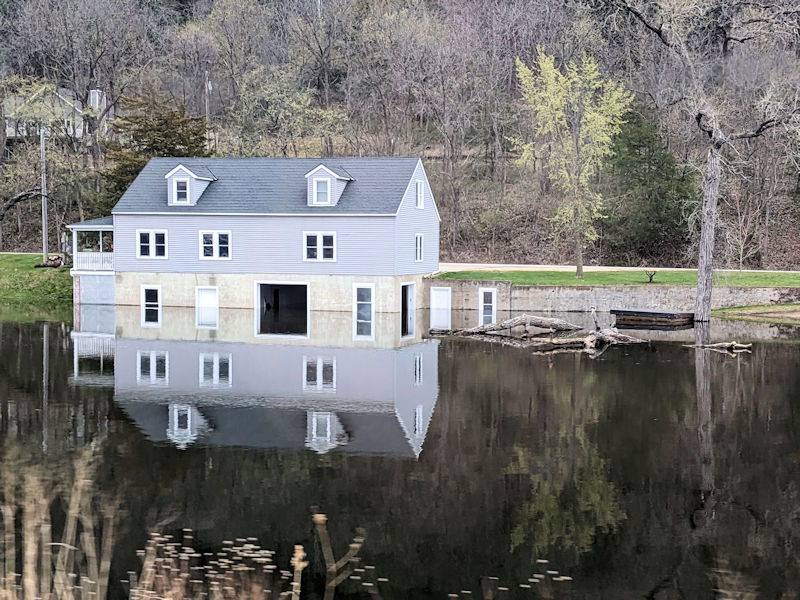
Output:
top-left (3, 320), bottom-right (800, 597)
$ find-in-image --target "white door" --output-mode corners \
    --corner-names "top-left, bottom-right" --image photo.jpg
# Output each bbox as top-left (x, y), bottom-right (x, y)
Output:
top-left (196, 287), bottom-right (219, 329)
top-left (430, 287), bottom-right (452, 329)
top-left (478, 287), bottom-right (497, 326)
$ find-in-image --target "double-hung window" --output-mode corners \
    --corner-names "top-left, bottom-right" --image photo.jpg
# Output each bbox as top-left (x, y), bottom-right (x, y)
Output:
top-left (137, 230), bottom-right (167, 258)
top-left (141, 285), bottom-right (162, 327)
top-left (199, 231), bottom-right (231, 259)
top-left (415, 180), bottom-right (424, 209)
top-left (137, 350), bottom-right (168, 385)
top-left (415, 234), bottom-right (424, 262)
top-left (199, 352), bottom-right (232, 387)
top-left (304, 232), bottom-right (335, 261)
top-left (353, 284), bottom-right (375, 340)
top-left (313, 178), bottom-right (330, 205)
top-left (174, 178), bottom-right (190, 204)
top-left (303, 357), bottom-right (336, 392)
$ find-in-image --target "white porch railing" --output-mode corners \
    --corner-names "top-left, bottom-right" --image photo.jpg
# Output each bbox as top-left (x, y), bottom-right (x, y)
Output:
top-left (74, 251), bottom-right (114, 271)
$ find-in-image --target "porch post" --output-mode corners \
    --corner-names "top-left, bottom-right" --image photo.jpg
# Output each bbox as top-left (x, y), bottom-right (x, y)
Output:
top-left (72, 229), bottom-right (78, 258)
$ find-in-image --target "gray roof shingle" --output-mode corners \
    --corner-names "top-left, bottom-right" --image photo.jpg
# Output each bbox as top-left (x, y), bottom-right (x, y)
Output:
top-left (112, 157), bottom-right (421, 215)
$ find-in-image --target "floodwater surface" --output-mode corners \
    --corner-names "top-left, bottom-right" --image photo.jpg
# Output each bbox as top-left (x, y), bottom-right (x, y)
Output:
top-left (1, 317), bottom-right (800, 598)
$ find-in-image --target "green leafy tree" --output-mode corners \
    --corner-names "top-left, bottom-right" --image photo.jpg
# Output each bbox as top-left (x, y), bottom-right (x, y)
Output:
top-left (600, 110), bottom-right (696, 265)
top-left (516, 49), bottom-right (633, 277)
top-left (100, 92), bottom-right (210, 213)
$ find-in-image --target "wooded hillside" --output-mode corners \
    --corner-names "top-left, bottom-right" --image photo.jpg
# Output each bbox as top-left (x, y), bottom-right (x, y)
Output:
top-left (1, 0), bottom-right (798, 269)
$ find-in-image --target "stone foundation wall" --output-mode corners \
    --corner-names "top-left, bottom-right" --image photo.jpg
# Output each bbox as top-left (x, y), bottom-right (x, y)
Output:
top-left (425, 278), bottom-right (800, 313)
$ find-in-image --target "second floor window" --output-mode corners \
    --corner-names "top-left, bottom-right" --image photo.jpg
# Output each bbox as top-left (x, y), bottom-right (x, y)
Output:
top-left (200, 231), bottom-right (231, 259)
top-left (138, 230), bottom-right (167, 258)
top-left (304, 232), bottom-right (335, 261)
top-left (415, 234), bottom-right (424, 262)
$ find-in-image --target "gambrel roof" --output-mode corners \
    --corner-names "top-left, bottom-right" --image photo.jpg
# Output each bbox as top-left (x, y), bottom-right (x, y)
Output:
top-left (112, 157), bottom-right (422, 215)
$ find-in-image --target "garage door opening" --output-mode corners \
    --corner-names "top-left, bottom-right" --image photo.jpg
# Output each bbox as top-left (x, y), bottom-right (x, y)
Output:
top-left (257, 283), bottom-right (308, 335)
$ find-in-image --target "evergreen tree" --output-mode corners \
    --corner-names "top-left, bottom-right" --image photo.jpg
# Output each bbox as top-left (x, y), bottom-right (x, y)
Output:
top-left (600, 110), bottom-right (696, 266)
top-left (100, 92), bottom-right (210, 213)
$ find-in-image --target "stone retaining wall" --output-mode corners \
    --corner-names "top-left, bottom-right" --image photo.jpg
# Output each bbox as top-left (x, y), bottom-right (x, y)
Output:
top-left (427, 278), bottom-right (800, 313)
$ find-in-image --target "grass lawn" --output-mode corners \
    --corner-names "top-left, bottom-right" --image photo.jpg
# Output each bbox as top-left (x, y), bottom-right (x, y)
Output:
top-left (437, 269), bottom-right (800, 287)
top-left (0, 254), bottom-right (73, 311)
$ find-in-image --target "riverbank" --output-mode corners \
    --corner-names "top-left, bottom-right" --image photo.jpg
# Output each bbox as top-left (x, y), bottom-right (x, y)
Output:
top-left (437, 269), bottom-right (800, 287)
top-left (0, 254), bottom-right (73, 311)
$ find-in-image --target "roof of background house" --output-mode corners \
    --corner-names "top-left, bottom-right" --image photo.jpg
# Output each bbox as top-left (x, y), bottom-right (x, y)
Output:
top-left (112, 157), bottom-right (423, 215)
top-left (66, 215), bottom-right (114, 230)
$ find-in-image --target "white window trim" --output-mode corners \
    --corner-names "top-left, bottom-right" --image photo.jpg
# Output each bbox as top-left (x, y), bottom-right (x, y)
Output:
top-left (136, 229), bottom-right (168, 259)
top-left (195, 286), bottom-right (219, 329)
top-left (302, 356), bottom-right (337, 393)
top-left (478, 287), bottom-right (497, 326)
top-left (312, 177), bottom-right (332, 205)
top-left (172, 177), bottom-right (191, 205)
top-left (136, 350), bottom-right (169, 385)
top-left (253, 280), bottom-right (311, 339)
top-left (415, 180), bottom-right (424, 209)
top-left (352, 283), bottom-right (376, 341)
top-left (198, 352), bottom-right (232, 387)
top-left (302, 231), bottom-right (337, 262)
top-left (140, 285), bottom-right (162, 327)
top-left (415, 233), bottom-right (424, 262)
top-left (198, 230), bottom-right (232, 260)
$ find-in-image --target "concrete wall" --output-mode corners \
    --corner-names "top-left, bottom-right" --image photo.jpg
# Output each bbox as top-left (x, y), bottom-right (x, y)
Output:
top-left (115, 272), bottom-right (428, 313)
top-left (115, 306), bottom-right (428, 349)
top-left (425, 278), bottom-right (800, 313)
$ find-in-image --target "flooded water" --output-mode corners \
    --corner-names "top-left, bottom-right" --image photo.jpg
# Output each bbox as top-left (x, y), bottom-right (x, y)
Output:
top-left (1, 312), bottom-right (800, 598)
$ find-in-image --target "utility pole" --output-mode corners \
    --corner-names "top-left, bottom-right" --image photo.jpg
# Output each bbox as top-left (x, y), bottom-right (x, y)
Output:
top-left (40, 127), bottom-right (48, 262)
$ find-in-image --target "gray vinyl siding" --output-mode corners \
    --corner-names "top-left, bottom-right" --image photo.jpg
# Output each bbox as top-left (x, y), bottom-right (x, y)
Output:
top-left (190, 179), bottom-right (211, 205)
top-left (394, 160), bottom-right (440, 274)
top-left (114, 337), bottom-right (437, 407)
top-left (114, 213), bottom-right (398, 275)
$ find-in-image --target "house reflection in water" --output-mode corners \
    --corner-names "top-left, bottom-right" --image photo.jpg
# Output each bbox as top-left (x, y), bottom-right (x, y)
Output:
top-left (71, 306), bottom-right (439, 459)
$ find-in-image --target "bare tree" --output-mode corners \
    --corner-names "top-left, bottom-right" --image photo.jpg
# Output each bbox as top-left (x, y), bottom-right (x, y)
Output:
top-left (607, 0), bottom-right (800, 320)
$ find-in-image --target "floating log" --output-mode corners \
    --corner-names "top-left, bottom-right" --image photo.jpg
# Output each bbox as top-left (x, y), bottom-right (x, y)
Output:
top-left (684, 341), bottom-right (752, 352)
top-left (430, 314), bottom-right (582, 338)
top-left (430, 318), bottom-right (644, 355)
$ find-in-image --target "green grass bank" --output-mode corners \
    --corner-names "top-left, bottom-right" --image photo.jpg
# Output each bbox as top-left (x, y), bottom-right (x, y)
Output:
top-left (437, 270), bottom-right (800, 287)
top-left (0, 254), bottom-right (73, 315)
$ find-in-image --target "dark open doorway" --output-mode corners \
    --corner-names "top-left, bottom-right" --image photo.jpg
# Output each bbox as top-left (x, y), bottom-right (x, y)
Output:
top-left (258, 283), bottom-right (308, 335)
top-left (401, 283), bottom-right (415, 337)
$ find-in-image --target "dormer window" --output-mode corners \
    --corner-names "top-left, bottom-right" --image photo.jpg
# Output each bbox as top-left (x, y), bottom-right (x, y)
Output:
top-left (313, 178), bottom-right (330, 205)
top-left (165, 164), bottom-right (216, 206)
top-left (174, 178), bottom-right (190, 204)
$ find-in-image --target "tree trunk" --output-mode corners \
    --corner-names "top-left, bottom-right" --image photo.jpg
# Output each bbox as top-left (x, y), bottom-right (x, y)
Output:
top-left (694, 145), bottom-right (722, 322)
top-left (574, 225), bottom-right (584, 278)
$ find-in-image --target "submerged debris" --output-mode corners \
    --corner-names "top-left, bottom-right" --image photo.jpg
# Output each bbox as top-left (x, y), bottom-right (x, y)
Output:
top-left (430, 314), bottom-right (644, 355)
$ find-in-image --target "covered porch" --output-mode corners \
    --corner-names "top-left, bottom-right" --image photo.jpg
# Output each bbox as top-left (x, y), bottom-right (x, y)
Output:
top-left (67, 216), bottom-right (113, 271)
